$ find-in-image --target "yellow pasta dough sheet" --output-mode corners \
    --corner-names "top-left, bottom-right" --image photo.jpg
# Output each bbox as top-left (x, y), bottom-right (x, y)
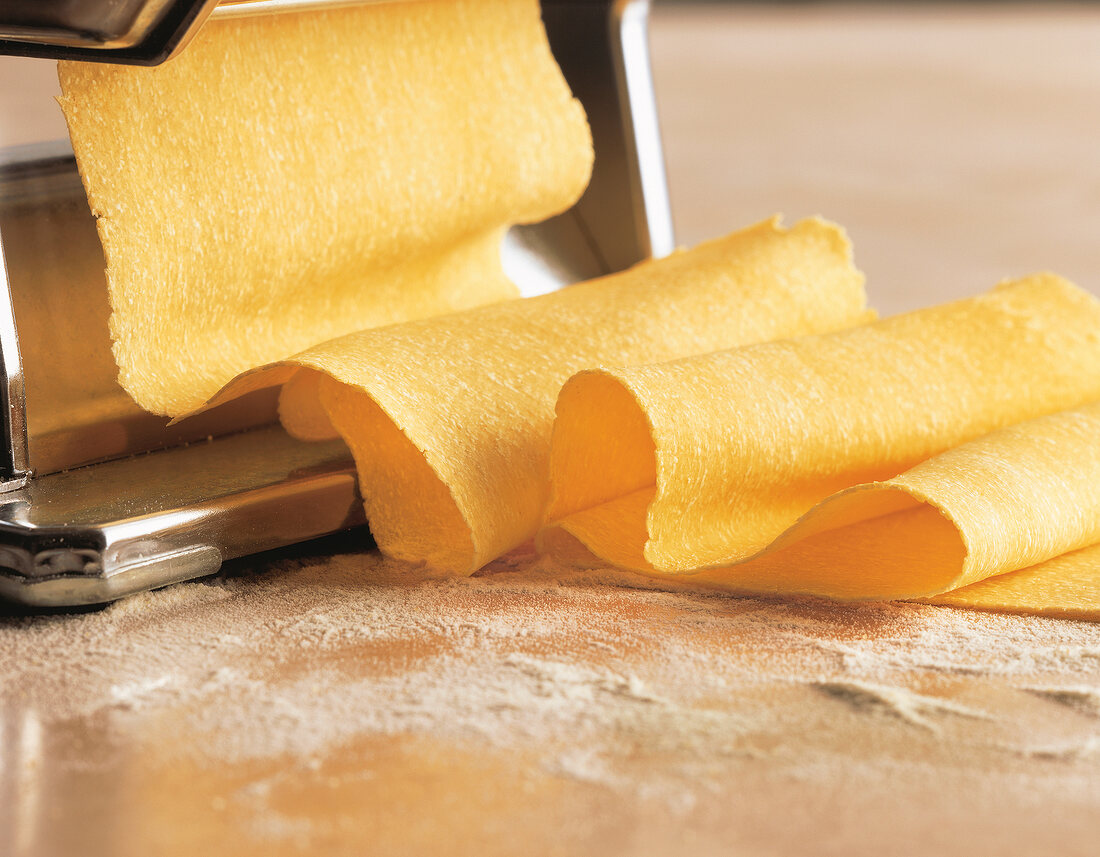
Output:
top-left (539, 275), bottom-right (1100, 613)
top-left (198, 217), bottom-right (869, 573)
top-left (904, 403), bottom-right (1100, 620)
top-left (57, 0), bottom-right (592, 416)
top-left (56, 0), bottom-right (1100, 620)
top-left (925, 541), bottom-right (1100, 621)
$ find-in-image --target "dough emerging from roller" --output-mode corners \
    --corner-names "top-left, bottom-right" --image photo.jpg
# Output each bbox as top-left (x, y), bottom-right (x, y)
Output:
top-left (201, 217), bottom-right (870, 573)
top-left (540, 275), bottom-right (1100, 616)
top-left (56, 0), bottom-right (1100, 620)
top-left (58, 0), bottom-right (593, 416)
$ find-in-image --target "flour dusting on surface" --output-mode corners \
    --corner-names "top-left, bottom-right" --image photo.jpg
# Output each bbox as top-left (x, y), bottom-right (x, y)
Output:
top-left (2, 542), bottom-right (1100, 854)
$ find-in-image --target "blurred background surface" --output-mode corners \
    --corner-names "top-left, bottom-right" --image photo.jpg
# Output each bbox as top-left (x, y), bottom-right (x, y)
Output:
top-left (650, 1), bottom-right (1100, 313)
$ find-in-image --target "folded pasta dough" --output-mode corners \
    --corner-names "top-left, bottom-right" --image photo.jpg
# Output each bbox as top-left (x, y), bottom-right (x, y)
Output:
top-left (540, 275), bottom-right (1100, 602)
top-left (200, 218), bottom-right (869, 572)
top-left (926, 546), bottom-right (1100, 621)
top-left (57, 0), bottom-right (592, 416)
top-left (903, 402), bottom-right (1100, 617)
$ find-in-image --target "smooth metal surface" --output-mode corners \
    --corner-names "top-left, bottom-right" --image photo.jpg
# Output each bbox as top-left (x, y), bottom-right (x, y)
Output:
top-left (0, 198), bottom-right (28, 488)
top-left (0, 0), bottom-right (182, 49)
top-left (613, 0), bottom-right (675, 260)
top-left (0, 426), bottom-right (364, 606)
top-left (0, 0), bottom-right (219, 65)
top-left (536, 0), bottom-right (672, 275)
top-left (0, 0), bottom-right (402, 65)
top-left (0, 0), bottom-right (673, 605)
top-left (213, 0), bottom-right (396, 19)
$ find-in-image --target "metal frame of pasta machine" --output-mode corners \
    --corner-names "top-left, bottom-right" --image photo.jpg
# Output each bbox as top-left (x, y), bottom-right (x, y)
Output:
top-left (0, 0), bottom-right (674, 607)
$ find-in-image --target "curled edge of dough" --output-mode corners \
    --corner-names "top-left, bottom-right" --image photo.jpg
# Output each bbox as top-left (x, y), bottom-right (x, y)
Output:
top-left (920, 541), bottom-right (1100, 621)
top-left (541, 400), bottom-right (1100, 606)
top-left (540, 277), bottom-right (1100, 607)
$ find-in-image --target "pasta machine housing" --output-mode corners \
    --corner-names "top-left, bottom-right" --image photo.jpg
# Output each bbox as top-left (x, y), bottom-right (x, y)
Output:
top-left (0, 0), bottom-right (673, 606)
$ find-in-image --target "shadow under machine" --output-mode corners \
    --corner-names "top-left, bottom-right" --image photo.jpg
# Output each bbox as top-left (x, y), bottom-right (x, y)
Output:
top-left (0, 0), bottom-right (673, 607)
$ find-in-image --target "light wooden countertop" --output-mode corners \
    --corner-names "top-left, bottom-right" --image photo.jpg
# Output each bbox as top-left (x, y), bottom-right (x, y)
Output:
top-left (654, 2), bottom-right (1100, 314)
top-left (2, 4), bottom-right (1100, 856)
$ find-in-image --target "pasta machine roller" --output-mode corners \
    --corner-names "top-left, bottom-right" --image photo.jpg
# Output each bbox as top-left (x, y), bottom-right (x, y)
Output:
top-left (0, 0), bottom-right (673, 607)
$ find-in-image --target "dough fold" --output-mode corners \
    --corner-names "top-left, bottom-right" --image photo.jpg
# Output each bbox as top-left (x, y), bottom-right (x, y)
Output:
top-left (202, 217), bottom-right (870, 572)
top-left (539, 275), bottom-right (1100, 607)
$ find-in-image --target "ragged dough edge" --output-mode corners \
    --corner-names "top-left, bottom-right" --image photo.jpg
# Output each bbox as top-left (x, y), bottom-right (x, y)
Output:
top-left (543, 369), bottom-right (658, 526)
top-left (539, 476), bottom-right (970, 600)
top-left (177, 214), bottom-right (869, 426)
top-left (920, 543), bottom-right (1100, 621)
top-left (279, 372), bottom-right (338, 441)
top-left (315, 373), bottom-right (477, 571)
top-left (193, 361), bottom-right (478, 570)
top-left (542, 403), bottom-right (1100, 607)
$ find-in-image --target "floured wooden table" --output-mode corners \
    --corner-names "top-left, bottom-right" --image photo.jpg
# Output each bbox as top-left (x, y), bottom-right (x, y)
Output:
top-left (2, 4), bottom-right (1100, 855)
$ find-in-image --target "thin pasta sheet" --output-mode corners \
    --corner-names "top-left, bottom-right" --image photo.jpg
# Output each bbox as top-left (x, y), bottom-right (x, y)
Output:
top-left (57, 0), bottom-right (593, 416)
top-left (539, 275), bottom-right (1100, 611)
top-left (56, 0), bottom-right (1100, 620)
top-left (201, 218), bottom-right (870, 573)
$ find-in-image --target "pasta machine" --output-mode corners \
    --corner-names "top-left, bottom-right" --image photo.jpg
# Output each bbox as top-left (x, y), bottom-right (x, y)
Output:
top-left (0, 0), bottom-right (673, 607)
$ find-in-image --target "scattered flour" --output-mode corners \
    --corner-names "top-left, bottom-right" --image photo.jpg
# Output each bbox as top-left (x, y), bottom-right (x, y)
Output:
top-left (811, 680), bottom-right (989, 730)
top-left (2, 544), bottom-right (1100, 796)
top-left (1023, 686), bottom-right (1100, 718)
top-left (1014, 736), bottom-right (1100, 762)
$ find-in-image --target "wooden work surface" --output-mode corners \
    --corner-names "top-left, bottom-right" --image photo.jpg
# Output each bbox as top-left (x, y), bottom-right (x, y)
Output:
top-left (2, 4), bottom-right (1100, 855)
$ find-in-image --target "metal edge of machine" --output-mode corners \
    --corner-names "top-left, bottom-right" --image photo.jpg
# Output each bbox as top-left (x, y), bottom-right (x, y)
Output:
top-left (0, 0), bottom-right (220, 65)
top-left (0, 0), bottom-right (673, 607)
